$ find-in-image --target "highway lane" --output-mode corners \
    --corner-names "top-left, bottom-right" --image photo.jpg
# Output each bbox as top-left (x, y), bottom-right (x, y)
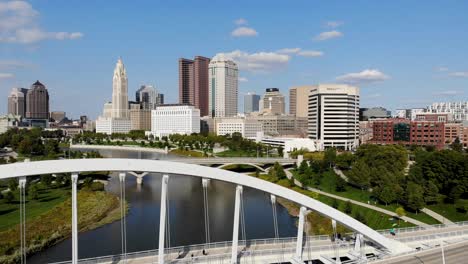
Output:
top-left (376, 240), bottom-right (468, 264)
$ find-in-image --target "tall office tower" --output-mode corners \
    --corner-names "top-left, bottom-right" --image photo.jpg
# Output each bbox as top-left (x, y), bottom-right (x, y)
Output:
top-left (111, 58), bottom-right (129, 118)
top-left (244, 92), bottom-right (260, 113)
top-left (136, 85), bottom-right (160, 109)
top-left (8, 87), bottom-right (28, 117)
top-left (26, 80), bottom-right (49, 120)
top-left (308, 84), bottom-right (360, 151)
top-left (178, 56), bottom-right (210, 116)
top-left (96, 58), bottom-right (132, 134)
top-left (208, 54), bottom-right (238, 117)
top-left (259, 88), bottom-right (285, 115)
top-left (289, 86), bottom-right (315, 117)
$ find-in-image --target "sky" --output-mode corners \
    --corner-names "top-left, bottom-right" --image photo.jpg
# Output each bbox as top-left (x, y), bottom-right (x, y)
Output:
top-left (0, 0), bottom-right (467, 119)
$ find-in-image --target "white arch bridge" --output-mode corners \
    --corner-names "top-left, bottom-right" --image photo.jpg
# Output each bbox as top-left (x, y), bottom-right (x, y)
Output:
top-left (0, 158), bottom-right (412, 264)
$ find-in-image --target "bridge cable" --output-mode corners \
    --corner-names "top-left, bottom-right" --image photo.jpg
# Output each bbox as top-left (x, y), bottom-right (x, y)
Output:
top-left (165, 188), bottom-right (171, 248)
top-left (119, 175), bottom-right (127, 263)
top-left (203, 181), bottom-right (210, 245)
top-left (240, 189), bottom-right (248, 263)
top-left (19, 178), bottom-right (26, 264)
top-left (331, 219), bottom-right (340, 264)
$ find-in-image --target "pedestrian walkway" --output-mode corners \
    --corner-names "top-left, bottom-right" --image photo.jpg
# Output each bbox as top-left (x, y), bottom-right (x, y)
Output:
top-left (284, 169), bottom-right (432, 228)
top-left (421, 207), bottom-right (454, 225)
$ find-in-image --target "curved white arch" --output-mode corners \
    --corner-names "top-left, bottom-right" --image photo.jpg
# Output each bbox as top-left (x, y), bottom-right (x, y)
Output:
top-left (0, 158), bottom-right (410, 254)
top-left (217, 163), bottom-right (266, 172)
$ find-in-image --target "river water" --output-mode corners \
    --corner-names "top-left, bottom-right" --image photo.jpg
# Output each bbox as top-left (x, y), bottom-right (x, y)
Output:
top-left (28, 148), bottom-right (298, 263)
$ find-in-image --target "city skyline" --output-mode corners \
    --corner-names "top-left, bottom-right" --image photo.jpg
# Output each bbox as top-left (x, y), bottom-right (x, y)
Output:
top-left (1, 1), bottom-right (468, 119)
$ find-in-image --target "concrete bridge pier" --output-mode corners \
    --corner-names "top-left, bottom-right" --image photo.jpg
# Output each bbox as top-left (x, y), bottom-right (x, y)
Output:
top-left (128, 172), bottom-right (148, 185)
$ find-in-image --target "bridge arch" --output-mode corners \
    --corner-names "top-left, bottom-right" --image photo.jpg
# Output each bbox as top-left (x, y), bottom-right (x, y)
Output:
top-left (0, 158), bottom-right (410, 254)
top-left (216, 163), bottom-right (266, 172)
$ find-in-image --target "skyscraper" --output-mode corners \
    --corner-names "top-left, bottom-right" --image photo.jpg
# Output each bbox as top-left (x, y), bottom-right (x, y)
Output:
top-left (178, 56), bottom-right (210, 116)
top-left (96, 58), bottom-right (132, 134)
top-left (208, 54), bottom-right (238, 117)
top-left (111, 58), bottom-right (129, 119)
top-left (136, 85), bottom-right (163, 109)
top-left (308, 84), bottom-right (359, 150)
top-left (289, 86), bottom-right (315, 117)
top-left (259, 88), bottom-right (285, 115)
top-left (8, 87), bottom-right (28, 118)
top-left (244, 92), bottom-right (260, 113)
top-left (26, 80), bottom-right (49, 120)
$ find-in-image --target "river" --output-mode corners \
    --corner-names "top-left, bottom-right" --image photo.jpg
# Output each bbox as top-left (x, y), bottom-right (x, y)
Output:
top-left (28, 148), bottom-right (298, 263)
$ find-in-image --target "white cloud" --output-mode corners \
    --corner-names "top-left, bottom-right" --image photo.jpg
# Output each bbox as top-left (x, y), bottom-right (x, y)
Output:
top-left (231, 27), bottom-right (258, 37)
top-left (436, 67), bottom-right (449, 72)
top-left (297, 50), bottom-right (324, 57)
top-left (276, 48), bottom-right (301, 54)
top-left (215, 50), bottom-right (290, 73)
top-left (239, 77), bottom-right (248, 82)
top-left (336, 69), bottom-right (389, 84)
top-left (234, 18), bottom-right (248, 25)
top-left (448, 71), bottom-right (468, 77)
top-left (326, 21), bottom-right (343, 28)
top-left (433, 90), bottom-right (464, 96)
top-left (314, 30), bottom-right (343, 41)
top-left (0, 60), bottom-right (34, 69)
top-left (0, 73), bottom-right (14, 79)
top-left (0, 1), bottom-right (83, 44)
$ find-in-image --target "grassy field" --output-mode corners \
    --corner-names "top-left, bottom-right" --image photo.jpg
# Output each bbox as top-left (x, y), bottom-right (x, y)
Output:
top-left (253, 173), bottom-right (414, 234)
top-left (0, 186), bottom-right (70, 231)
top-left (306, 170), bottom-right (441, 225)
top-left (170, 149), bottom-right (205, 157)
top-left (428, 200), bottom-right (468, 222)
top-left (0, 189), bottom-right (124, 263)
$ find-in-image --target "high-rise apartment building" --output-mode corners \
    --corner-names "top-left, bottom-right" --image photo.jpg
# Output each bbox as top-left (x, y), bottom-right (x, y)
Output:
top-left (259, 88), bottom-right (285, 115)
top-left (359, 107), bottom-right (391, 121)
top-left (8, 87), bottom-right (28, 118)
top-left (111, 58), bottom-right (129, 119)
top-left (308, 84), bottom-right (360, 150)
top-left (208, 54), bottom-right (238, 118)
top-left (289, 86), bottom-right (315, 117)
top-left (136, 85), bottom-right (163, 110)
top-left (244, 92), bottom-right (260, 113)
top-left (26, 80), bottom-right (49, 120)
top-left (178, 56), bottom-right (210, 116)
top-left (427, 102), bottom-right (468, 121)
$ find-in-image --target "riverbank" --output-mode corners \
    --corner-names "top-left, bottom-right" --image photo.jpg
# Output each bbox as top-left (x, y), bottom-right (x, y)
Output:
top-left (0, 190), bottom-right (127, 264)
top-left (70, 144), bottom-right (168, 154)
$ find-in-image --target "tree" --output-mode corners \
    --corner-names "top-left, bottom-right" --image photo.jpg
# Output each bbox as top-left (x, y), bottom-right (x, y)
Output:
top-left (5, 191), bottom-right (14, 203)
top-left (344, 200), bottom-right (352, 214)
top-left (8, 178), bottom-right (17, 192)
top-left (450, 137), bottom-right (463, 152)
top-left (347, 160), bottom-right (371, 188)
top-left (298, 160), bottom-right (309, 175)
top-left (395, 207), bottom-right (406, 224)
top-left (335, 152), bottom-right (354, 169)
top-left (41, 174), bottom-right (53, 187)
top-left (376, 182), bottom-right (398, 206)
top-left (424, 181), bottom-right (440, 204)
top-left (324, 147), bottom-right (337, 167)
top-left (406, 182), bottom-right (425, 212)
top-left (28, 184), bottom-right (39, 200)
top-left (354, 211), bottom-right (366, 225)
top-left (335, 174), bottom-right (347, 192)
top-left (277, 146), bottom-right (284, 157)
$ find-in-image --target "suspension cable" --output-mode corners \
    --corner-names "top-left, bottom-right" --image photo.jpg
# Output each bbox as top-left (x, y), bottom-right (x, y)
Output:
top-left (332, 219), bottom-right (340, 263)
top-left (270, 195), bottom-right (279, 239)
top-left (203, 180), bottom-right (210, 244)
top-left (165, 188), bottom-right (171, 248)
top-left (119, 174), bottom-right (127, 263)
top-left (240, 190), bottom-right (246, 242)
top-left (19, 177), bottom-right (26, 264)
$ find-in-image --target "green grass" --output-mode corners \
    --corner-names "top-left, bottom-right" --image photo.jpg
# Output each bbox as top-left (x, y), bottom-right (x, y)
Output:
top-left (252, 173), bottom-right (414, 231)
top-left (170, 149), bottom-right (205, 157)
top-left (303, 170), bottom-right (441, 225)
top-left (0, 185), bottom-right (70, 231)
top-left (428, 200), bottom-right (468, 222)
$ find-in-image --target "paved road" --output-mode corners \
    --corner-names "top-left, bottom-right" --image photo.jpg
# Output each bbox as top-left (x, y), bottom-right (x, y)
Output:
top-left (284, 169), bottom-right (432, 228)
top-left (375, 240), bottom-right (468, 264)
top-left (421, 208), bottom-right (455, 225)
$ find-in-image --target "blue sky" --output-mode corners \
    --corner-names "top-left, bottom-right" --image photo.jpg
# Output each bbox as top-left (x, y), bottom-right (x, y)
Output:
top-left (1, 0), bottom-right (467, 119)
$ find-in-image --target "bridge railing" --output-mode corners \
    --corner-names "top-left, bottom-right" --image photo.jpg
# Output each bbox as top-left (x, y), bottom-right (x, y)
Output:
top-left (375, 220), bottom-right (468, 235)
